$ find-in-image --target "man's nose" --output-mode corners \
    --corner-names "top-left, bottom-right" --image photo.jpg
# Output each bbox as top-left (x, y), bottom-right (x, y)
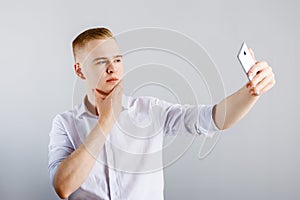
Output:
top-left (106, 61), bottom-right (117, 74)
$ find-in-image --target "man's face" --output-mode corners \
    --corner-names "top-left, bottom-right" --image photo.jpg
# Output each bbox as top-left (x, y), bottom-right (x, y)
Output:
top-left (75, 38), bottom-right (123, 95)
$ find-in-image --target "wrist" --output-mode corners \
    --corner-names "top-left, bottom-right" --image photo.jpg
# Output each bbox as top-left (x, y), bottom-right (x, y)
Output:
top-left (244, 84), bottom-right (260, 99)
top-left (97, 118), bottom-right (112, 136)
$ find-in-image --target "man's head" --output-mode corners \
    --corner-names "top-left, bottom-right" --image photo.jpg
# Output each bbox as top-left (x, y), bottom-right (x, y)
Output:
top-left (72, 27), bottom-right (123, 103)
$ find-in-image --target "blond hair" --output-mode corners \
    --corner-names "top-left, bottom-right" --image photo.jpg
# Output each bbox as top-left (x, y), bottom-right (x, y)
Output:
top-left (72, 27), bottom-right (114, 61)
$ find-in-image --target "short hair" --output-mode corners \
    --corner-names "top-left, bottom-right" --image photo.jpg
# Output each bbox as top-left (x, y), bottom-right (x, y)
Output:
top-left (72, 27), bottom-right (114, 61)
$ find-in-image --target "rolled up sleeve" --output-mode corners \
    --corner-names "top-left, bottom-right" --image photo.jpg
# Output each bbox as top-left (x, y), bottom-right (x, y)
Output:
top-left (155, 99), bottom-right (220, 137)
top-left (48, 114), bottom-right (74, 186)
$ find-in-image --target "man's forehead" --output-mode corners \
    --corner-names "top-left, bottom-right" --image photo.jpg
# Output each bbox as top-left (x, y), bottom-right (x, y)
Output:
top-left (82, 38), bottom-right (120, 61)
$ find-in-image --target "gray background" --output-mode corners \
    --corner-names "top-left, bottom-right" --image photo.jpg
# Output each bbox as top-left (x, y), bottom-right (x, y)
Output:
top-left (0, 0), bottom-right (299, 199)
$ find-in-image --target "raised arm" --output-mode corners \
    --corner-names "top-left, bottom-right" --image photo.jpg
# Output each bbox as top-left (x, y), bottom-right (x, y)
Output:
top-left (213, 49), bottom-right (276, 130)
top-left (53, 81), bottom-right (123, 199)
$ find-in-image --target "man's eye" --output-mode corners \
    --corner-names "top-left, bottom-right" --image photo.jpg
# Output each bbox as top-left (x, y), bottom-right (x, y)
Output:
top-left (115, 59), bottom-right (122, 63)
top-left (97, 60), bottom-right (107, 65)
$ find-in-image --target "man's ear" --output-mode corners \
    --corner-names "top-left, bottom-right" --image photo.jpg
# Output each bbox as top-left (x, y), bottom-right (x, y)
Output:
top-left (74, 63), bottom-right (86, 80)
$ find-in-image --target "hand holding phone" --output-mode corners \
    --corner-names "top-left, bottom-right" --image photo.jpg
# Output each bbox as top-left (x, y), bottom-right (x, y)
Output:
top-left (237, 42), bottom-right (276, 96)
top-left (237, 42), bottom-right (256, 81)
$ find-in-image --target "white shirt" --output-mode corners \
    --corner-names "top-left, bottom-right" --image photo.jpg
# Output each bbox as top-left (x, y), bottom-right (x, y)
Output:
top-left (48, 95), bottom-right (220, 200)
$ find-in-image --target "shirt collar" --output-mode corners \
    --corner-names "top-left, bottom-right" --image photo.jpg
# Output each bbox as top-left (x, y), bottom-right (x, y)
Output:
top-left (76, 94), bottom-right (130, 118)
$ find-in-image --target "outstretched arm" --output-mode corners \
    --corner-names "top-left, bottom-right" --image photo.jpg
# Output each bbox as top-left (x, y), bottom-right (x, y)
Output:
top-left (213, 49), bottom-right (276, 130)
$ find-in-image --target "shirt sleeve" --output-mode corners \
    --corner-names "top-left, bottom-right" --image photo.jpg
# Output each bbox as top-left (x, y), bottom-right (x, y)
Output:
top-left (154, 98), bottom-right (220, 137)
top-left (48, 114), bottom-right (74, 186)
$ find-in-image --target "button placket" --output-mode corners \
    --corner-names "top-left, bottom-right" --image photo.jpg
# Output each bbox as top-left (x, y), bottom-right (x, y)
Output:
top-left (106, 138), bottom-right (122, 199)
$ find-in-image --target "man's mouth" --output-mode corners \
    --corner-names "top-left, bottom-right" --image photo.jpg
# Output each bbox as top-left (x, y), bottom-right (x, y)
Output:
top-left (106, 78), bottom-right (119, 83)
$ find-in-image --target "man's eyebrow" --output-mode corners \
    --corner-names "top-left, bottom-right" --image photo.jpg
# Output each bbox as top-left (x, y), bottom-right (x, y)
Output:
top-left (92, 55), bottom-right (123, 62)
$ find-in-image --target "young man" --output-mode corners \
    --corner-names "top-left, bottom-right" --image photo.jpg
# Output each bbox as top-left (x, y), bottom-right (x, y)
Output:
top-left (48, 27), bottom-right (275, 200)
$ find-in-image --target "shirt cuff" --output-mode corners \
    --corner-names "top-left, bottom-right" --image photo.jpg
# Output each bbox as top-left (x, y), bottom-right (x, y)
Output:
top-left (197, 104), bottom-right (221, 138)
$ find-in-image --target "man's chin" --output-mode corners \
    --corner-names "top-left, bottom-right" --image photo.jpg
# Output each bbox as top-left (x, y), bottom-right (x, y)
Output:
top-left (95, 88), bottom-right (110, 96)
top-left (94, 82), bottom-right (118, 96)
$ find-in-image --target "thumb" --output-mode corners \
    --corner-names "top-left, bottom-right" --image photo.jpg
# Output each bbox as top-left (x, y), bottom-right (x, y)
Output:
top-left (93, 88), bottom-right (105, 102)
top-left (95, 87), bottom-right (111, 100)
top-left (248, 48), bottom-right (257, 62)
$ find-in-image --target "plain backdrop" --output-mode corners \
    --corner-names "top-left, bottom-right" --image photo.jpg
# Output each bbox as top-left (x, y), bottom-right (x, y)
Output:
top-left (0, 0), bottom-right (299, 199)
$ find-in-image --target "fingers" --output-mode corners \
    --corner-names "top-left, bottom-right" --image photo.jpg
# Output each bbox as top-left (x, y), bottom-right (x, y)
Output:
top-left (248, 48), bottom-right (256, 62)
top-left (249, 64), bottom-right (272, 87)
top-left (112, 79), bottom-right (124, 92)
top-left (247, 61), bottom-right (269, 80)
top-left (254, 72), bottom-right (275, 91)
top-left (246, 61), bottom-right (275, 96)
top-left (94, 88), bottom-right (108, 100)
top-left (107, 80), bottom-right (124, 119)
top-left (107, 79), bottom-right (124, 98)
top-left (249, 76), bottom-right (270, 96)
top-left (259, 80), bottom-right (276, 95)
top-left (94, 79), bottom-right (124, 100)
top-left (95, 88), bottom-right (110, 96)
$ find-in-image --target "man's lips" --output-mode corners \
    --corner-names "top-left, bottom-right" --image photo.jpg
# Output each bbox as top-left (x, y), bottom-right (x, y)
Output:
top-left (106, 78), bottom-right (119, 82)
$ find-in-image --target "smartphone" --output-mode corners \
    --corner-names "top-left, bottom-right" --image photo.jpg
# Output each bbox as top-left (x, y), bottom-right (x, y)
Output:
top-left (237, 42), bottom-right (256, 81)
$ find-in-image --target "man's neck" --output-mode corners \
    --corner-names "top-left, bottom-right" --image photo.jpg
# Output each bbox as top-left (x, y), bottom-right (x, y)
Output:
top-left (84, 95), bottom-right (99, 116)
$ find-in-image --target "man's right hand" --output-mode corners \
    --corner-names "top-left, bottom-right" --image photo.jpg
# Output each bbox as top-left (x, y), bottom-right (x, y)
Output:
top-left (53, 82), bottom-right (124, 198)
top-left (94, 80), bottom-right (124, 135)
